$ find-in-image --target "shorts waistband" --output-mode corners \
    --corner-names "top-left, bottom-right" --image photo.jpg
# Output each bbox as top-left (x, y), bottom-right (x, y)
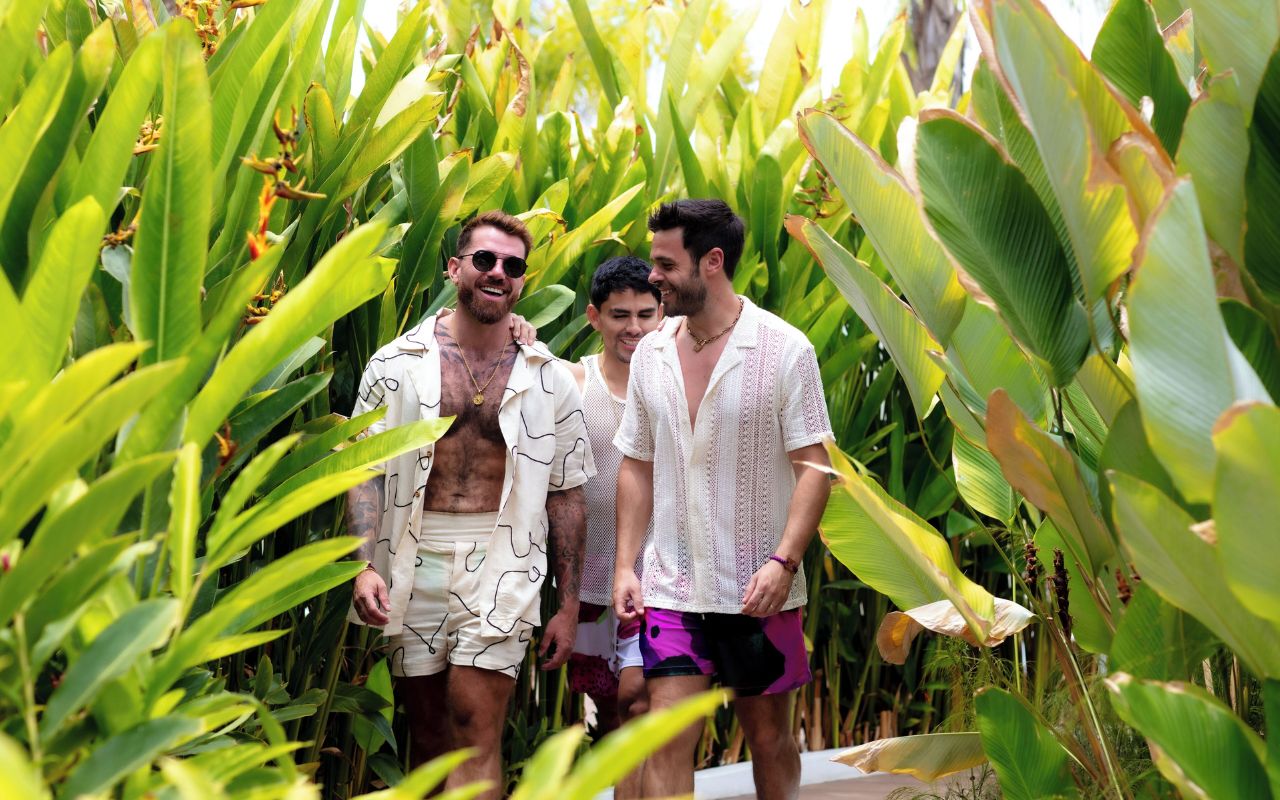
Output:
top-left (420, 510), bottom-right (497, 542)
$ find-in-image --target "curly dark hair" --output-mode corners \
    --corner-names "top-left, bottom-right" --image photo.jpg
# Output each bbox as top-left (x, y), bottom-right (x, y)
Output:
top-left (589, 255), bottom-right (660, 307)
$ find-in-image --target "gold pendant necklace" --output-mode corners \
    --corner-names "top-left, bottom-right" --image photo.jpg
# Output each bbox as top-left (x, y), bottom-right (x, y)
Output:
top-left (687, 298), bottom-right (744, 353)
top-left (458, 340), bottom-right (511, 405)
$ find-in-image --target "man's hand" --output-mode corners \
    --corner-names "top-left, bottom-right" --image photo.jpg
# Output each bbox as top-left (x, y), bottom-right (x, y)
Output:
top-left (539, 606), bottom-right (577, 670)
top-left (614, 567), bottom-right (645, 623)
top-left (353, 569), bottom-right (391, 626)
top-left (509, 313), bottom-right (536, 346)
top-left (740, 560), bottom-right (794, 618)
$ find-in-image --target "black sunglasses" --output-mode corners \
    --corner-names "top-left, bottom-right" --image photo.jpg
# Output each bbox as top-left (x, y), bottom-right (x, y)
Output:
top-left (459, 249), bottom-right (528, 279)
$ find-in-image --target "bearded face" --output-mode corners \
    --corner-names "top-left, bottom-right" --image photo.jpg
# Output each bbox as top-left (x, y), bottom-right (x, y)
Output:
top-left (648, 228), bottom-right (708, 317)
top-left (448, 226), bottom-right (527, 324)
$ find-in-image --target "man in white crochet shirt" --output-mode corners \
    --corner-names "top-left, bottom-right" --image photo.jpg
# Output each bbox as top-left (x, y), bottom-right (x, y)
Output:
top-left (613, 199), bottom-right (833, 800)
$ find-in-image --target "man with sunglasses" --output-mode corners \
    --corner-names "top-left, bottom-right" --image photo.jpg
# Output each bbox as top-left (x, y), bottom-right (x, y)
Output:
top-left (346, 211), bottom-right (593, 798)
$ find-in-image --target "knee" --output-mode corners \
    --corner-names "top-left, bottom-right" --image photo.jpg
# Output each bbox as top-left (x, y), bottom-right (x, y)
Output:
top-left (746, 725), bottom-right (796, 762)
top-left (618, 688), bottom-right (649, 722)
top-left (449, 704), bottom-right (495, 746)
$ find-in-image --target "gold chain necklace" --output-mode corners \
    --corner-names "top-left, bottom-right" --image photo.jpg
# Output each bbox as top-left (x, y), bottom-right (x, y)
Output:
top-left (457, 340), bottom-right (511, 406)
top-left (686, 298), bottom-right (744, 353)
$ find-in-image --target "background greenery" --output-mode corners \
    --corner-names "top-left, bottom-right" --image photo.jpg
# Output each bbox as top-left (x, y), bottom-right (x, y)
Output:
top-left (1, 0), bottom-right (1275, 797)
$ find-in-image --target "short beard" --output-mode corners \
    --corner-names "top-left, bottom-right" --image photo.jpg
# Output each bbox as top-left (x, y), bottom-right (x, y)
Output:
top-left (661, 266), bottom-right (707, 317)
top-left (458, 282), bottom-right (515, 324)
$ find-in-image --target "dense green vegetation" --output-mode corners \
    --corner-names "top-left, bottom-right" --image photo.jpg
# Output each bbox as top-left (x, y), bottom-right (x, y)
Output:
top-left (1, 0), bottom-right (1276, 797)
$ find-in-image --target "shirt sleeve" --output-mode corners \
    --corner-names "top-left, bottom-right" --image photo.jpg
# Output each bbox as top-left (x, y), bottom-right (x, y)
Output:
top-left (781, 342), bottom-right (833, 452)
top-left (351, 357), bottom-right (391, 440)
top-left (613, 343), bottom-right (655, 461)
top-left (550, 362), bottom-right (595, 490)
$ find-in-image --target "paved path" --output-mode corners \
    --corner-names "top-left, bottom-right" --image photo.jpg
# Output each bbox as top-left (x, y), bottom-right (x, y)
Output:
top-left (597, 748), bottom-right (955, 799)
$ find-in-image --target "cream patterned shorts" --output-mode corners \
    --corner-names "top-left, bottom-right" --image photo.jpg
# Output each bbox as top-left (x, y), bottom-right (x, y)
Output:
top-left (386, 511), bottom-right (533, 679)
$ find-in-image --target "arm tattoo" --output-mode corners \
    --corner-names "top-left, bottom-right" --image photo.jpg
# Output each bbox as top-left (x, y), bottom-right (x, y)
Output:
top-left (545, 486), bottom-right (587, 605)
top-left (347, 476), bottom-right (384, 563)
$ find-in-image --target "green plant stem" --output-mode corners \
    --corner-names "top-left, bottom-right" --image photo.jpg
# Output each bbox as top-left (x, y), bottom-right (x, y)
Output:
top-left (14, 613), bottom-right (42, 764)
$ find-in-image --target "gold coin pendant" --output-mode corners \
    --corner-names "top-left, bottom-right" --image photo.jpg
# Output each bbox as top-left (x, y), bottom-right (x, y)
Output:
top-left (472, 392), bottom-right (485, 406)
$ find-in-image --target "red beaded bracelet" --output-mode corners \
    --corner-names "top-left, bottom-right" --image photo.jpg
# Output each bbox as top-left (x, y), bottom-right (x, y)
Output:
top-left (768, 554), bottom-right (798, 573)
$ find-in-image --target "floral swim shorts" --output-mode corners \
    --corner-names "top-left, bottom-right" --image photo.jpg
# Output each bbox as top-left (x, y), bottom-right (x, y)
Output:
top-left (639, 607), bottom-right (811, 696)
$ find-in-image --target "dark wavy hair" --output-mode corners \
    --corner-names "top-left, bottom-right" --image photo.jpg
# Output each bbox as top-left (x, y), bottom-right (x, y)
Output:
top-left (646, 199), bottom-right (745, 278)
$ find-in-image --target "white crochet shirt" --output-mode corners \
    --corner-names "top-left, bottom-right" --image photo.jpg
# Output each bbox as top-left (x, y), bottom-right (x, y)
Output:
top-left (614, 297), bottom-right (832, 613)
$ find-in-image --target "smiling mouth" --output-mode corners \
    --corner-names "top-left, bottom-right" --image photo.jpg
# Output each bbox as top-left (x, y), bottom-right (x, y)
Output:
top-left (479, 286), bottom-right (506, 298)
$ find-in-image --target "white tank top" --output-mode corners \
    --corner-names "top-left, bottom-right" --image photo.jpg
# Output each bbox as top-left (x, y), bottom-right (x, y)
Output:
top-left (578, 355), bottom-right (643, 605)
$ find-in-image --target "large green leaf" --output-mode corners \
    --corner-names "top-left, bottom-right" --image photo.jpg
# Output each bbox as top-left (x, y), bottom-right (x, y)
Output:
top-left (207, 0), bottom-right (299, 189)
top-left (0, 361), bottom-right (183, 539)
top-left (167, 443), bottom-right (201, 600)
top-left (61, 28), bottom-right (163, 217)
top-left (119, 247), bottom-right (284, 459)
top-left (0, 342), bottom-right (146, 486)
top-left (915, 112), bottom-right (1089, 386)
top-left (40, 598), bottom-right (179, 739)
top-left (1106, 673), bottom-right (1271, 800)
top-left (1111, 584), bottom-right (1215, 681)
top-left (986, 390), bottom-right (1115, 576)
top-left (0, 0), bottom-right (51, 117)
top-left (1221, 300), bottom-right (1280, 400)
top-left (131, 22), bottom-right (213, 366)
top-left (977, 0), bottom-right (1148, 306)
top-left (1213, 403), bottom-right (1280, 623)
top-left (787, 215), bottom-right (944, 417)
top-left (184, 221), bottom-right (391, 447)
top-left (820, 442), bottom-right (994, 640)
top-left (0, 453), bottom-right (172, 629)
top-left (1092, 0), bottom-right (1190, 153)
top-left (61, 716), bottom-right (201, 799)
top-left (952, 432), bottom-right (1015, 523)
top-left (1108, 472), bottom-right (1280, 678)
top-left (975, 688), bottom-right (1078, 800)
top-left (0, 21), bottom-right (112, 279)
top-left (797, 110), bottom-right (966, 344)
top-left (206, 470), bottom-right (371, 571)
top-left (513, 285), bottom-right (575, 329)
top-left (346, 0), bottom-right (429, 130)
top-left (526, 183), bottom-right (643, 292)
top-left (1127, 180), bottom-right (1270, 503)
top-left (1244, 48), bottom-right (1280, 303)
top-left (833, 732), bottom-right (986, 782)
top-left (150, 538), bottom-right (362, 702)
top-left (0, 44), bottom-right (72, 285)
top-left (1185, 0), bottom-right (1278, 116)
top-left (338, 90), bottom-right (445, 200)
top-left (19, 198), bottom-right (106, 380)
top-left (565, 0), bottom-right (622, 108)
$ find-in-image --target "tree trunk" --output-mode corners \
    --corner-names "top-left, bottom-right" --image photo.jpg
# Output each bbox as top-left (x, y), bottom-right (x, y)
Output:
top-left (904, 0), bottom-right (963, 94)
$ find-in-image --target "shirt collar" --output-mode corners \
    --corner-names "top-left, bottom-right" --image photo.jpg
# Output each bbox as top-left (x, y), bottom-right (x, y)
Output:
top-left (399, 314), bottom-right (555, 364)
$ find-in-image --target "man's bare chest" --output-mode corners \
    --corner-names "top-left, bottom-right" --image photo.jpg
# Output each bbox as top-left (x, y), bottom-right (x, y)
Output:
top-left (437, 350), bottom-right (514, 444)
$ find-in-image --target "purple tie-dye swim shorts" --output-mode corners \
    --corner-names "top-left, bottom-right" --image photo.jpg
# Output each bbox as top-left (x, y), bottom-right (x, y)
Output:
top-left (638, 608), bottom-right (812, 696)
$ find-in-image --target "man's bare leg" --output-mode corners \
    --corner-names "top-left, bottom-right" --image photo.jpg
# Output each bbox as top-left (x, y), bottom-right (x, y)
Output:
top-left (735, 691), bottom-right (801, 800)
top-left (398, 673), bottom-right (451, 771)
top-left (613, 666), bottom-right (649, 799)
top-left (443, 665), bottom-right (517, 800)
top-left (639, 674), bottom-right (711, 798)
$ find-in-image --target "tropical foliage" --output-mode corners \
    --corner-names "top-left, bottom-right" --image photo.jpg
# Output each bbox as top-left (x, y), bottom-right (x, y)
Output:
top-left (6, 0), bottom-right (1267, 796)
top-left (0, 0), bottom-right (961, 795)
top-left (800, 0), bottom-right (1280, 797)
